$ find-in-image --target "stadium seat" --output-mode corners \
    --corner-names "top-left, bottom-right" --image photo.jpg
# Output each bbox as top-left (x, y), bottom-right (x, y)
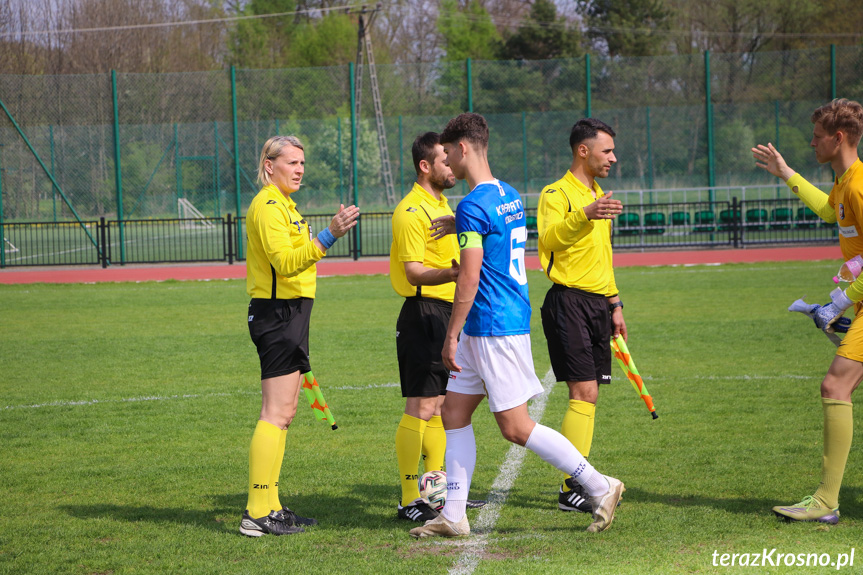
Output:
top-left (526, 215), bottom-right (538, 239)
top-left (616, 212), bottom-right (640, 235)
top-left (796, 206), bottom-right (819, 228)
top-left (745, 208), bottom-right (768, 230)
top-left (718, 209), bottom-right (741, 231)
top-left (643, 212), bottom-right (666, 235)
top-left (770, 207), bottom-right (793, 229)
top-left (671, 211), bottom-right (690, 226)
top-left (693, 210), bottom-right (715, 232)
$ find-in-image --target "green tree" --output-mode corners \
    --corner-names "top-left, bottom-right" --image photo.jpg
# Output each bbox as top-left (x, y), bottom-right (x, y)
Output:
top-left (437, 0), bottom-right (502, 61)
top-left (579, 0), bottom-right (672, 57)
top-left (291, 12), bottom-right (357, 67)
top-left (499, 0), bottom-right (581, 60)
top-left (228, 0), bottom-right (297, 68)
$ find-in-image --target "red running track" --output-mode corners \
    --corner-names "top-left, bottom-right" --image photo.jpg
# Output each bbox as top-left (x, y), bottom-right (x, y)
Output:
top-left (0, 246), bottom-right (843, 285)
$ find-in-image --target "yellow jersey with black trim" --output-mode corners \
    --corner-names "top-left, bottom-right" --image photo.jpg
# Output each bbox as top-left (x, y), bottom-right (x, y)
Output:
top-left (389, 183), bottom-right (458, 301)
top-left (537, 170), bottom-right (618, 296)
top-left (829, 159), bottom-right (863, 262)
top-left (246, 184), bottom-right (325, 299)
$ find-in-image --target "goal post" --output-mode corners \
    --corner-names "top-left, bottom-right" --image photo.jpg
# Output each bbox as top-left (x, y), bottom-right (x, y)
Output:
top-left (177, 198), bottom-right (215, 229)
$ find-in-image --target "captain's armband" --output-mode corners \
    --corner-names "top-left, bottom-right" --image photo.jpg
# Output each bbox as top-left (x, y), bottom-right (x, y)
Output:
top-left (458, 231), bottom-right (483, 250)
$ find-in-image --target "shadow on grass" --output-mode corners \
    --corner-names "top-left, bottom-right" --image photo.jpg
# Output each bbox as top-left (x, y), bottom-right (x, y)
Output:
top-left (485, 485), bottom-right (863, 519)
top-left (60, 483), bottom-right (410, 533)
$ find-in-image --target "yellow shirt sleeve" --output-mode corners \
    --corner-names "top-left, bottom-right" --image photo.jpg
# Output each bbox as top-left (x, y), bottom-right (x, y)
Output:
top-left (787, 173), bottom-right (836, 223)
top-left (255, 203), bottom-right (324, 278)
top-left (538, 188), bottom-right (594, 252)
top-left (393, 209), bottom-right (428, 264)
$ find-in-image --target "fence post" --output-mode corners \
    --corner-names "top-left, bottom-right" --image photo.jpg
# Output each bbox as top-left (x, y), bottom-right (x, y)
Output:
top-left (732, 196), bottom-right (739, 249)
top-left (337, 116), bottom-right (344, 205)
top-left (230, 66), bottom-right (243, 260)
top-left (398, 115), bottom-right (404, 195)
top-left (111, 70), bottom-right (126, 265)
top-left (0, 143), bottom-right (4, 269)
top-left (466, 58), bottom-right (473, 112)
top-left (226, 213), bottom-right (234, 265)
top-left (830, 44), bottom-right (837, 99)
top-left (50, 124), bottom-right (57, 222)
top-left (585, 53), bottom-right (592, 118)
top-left (100, 217), bottom-right (108, 268)
top-left (350, 61), bottom-right (360, 260)
top-left (522, 111), bottom-right (528, 207)
top-left (214, 121), bottom-right (221, 217)
top-left (646, 106), bottom-right (654, 196)
top-left (704, 51), bottom-right (715, 203)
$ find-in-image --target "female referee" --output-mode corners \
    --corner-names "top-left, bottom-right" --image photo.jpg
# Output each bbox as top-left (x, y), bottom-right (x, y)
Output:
top-left (240, 135), bottom-right (359, 537)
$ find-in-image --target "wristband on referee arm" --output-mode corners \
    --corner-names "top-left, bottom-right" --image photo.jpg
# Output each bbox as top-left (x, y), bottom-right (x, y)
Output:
top-left (317, 228), bottom-right (337, 250)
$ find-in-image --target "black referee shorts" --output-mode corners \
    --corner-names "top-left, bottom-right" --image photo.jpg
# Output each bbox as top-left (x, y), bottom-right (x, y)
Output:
top-left (396, 296), bottom-right (452, 398)
top-left (248, 297), bottom-right (313, 380)
top-left (540, 284), bottom-right (612, 384)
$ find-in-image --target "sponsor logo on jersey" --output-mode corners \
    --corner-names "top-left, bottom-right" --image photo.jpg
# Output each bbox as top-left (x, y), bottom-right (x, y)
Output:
top-left (266, 200), bottom-right (277, 204)
top-left (840, 203), bottom-right (846, 220)
top-left (407, 207), bottom-right (417, 212)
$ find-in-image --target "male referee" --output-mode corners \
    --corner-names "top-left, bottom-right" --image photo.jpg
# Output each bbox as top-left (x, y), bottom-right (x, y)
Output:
top-left (390, 132), bottom-right (459, 522)
top-left (537, 118), bottom-right (626, 513)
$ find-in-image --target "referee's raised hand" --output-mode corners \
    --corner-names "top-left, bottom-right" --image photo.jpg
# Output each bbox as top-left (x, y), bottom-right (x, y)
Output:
top-left (328, 204), bottom-right (360, 238)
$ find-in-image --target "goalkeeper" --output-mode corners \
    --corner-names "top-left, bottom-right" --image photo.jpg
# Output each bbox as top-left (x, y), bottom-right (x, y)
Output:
top-left (753, 98), bottom-right (863, 524)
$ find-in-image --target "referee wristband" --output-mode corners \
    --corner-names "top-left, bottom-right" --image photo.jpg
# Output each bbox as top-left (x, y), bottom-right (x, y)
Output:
top-left (317, 228), bottom-right (337, 250)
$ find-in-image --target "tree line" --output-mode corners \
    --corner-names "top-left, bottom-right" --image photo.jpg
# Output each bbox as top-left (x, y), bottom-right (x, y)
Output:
top-left (0, 0), bottom-right (861, 75)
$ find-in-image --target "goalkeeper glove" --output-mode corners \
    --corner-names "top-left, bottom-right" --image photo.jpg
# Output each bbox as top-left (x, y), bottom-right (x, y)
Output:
top-left (813, 288), bottom-right (854, 333)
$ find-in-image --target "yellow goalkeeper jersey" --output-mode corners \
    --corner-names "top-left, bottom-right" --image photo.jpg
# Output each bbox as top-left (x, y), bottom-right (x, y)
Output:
top-left (245, 184), bottom-right (324, 299)
top-left (389, 183), bottom-right (458, 301)
top-left (537, 170), bottom-right (618, 297)
top-left (829, 159), bottom-right (863, 263)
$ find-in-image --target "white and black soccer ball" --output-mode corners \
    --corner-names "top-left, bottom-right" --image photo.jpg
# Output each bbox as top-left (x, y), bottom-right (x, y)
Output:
top-left (418, 470), bottom-right (447, 511)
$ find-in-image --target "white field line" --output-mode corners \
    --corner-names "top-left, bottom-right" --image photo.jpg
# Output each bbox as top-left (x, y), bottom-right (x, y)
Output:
top-left (2, 382), bottom-right (399, 411)
top-left (448, 368), bottom-right (557, 575)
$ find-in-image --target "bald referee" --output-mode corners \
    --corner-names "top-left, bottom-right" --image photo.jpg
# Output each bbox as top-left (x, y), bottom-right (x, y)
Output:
top-left (390, 132), bottom-right (460, 522)
top-left (240, 135), bottom-right (359, 537)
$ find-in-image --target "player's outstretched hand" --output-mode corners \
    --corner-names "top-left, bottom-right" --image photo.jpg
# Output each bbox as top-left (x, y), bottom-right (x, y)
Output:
top-left (429, 215), bottom-right (456, 239)
top-left (752, 143), bottom-right (795, 182)
top-left (584, 191), bottom-right (622, 220)
top-left (328, 204), bottom-right (360, 238)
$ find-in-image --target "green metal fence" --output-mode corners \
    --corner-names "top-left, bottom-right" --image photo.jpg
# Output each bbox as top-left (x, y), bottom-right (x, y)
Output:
top-left (0, 45), bottom-right (860, 240)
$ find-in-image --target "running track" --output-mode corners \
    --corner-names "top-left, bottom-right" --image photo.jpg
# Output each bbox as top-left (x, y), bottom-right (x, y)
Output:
top-left (0, 245), bottom-right (842, 285)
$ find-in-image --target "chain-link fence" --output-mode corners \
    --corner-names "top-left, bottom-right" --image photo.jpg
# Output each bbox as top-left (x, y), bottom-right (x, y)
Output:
top-left (1, 45), bottom-right (861, 230)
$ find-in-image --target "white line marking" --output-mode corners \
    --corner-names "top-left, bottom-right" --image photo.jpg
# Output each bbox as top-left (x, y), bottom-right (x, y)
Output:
top-left (1, 382), bottom-right (400, 411)
top-left (448, 368), bottom-right (557, 575)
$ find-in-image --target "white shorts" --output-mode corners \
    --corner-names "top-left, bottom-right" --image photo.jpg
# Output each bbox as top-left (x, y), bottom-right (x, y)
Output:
top-left (447, 333), bottom-right (543, 412)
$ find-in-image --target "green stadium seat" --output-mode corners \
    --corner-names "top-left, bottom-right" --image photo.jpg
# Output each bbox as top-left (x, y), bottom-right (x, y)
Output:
top-left (718, 209), bottom-right (741, 231)
top-left (745, 208), bottom-right (768, 230)
top-left (693, 210), bottom-right (715, 232)
top-left (526, 215), bottom-right (538, 238)
top-left (643, 212), bottom-right (666, 235)
top-left (796, 206), bottom-right (819, 228)
top-left (671, 211), bottom-right (690, 226)
top-left (616, 212), bottom-right (640, 235)
top-left (770, 207), bottom-right (793, 229)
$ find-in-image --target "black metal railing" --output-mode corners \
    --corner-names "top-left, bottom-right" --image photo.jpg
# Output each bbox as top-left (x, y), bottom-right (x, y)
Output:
top-left (0, 198), bottom-right (840, 269)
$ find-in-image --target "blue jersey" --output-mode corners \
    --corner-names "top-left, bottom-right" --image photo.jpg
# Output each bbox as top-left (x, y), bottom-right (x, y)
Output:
top-left (455, 179), bottom-right (531, 336)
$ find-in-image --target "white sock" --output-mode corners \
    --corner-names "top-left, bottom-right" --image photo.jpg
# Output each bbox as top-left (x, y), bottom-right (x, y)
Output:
top-left (524, 423), bottom-right (609, 497)
top-left (441, 424), bottom-right (475, 523)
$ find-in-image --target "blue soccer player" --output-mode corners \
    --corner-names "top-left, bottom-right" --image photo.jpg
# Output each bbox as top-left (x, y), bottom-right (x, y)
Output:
top-left (409, 113), bottom-right (625, 539)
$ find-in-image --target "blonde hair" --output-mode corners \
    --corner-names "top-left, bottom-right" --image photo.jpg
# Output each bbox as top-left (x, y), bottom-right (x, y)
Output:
top-left (257, 135), bottom-right (304, 186)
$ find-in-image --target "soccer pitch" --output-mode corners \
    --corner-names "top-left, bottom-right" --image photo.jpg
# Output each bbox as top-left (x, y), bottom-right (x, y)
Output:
top-left (1, 261), bottom-right (861, 574)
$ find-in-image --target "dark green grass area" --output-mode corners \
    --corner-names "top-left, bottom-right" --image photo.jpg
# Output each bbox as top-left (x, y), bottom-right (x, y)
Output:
top-left (2, 261), bottom-right (862, 574)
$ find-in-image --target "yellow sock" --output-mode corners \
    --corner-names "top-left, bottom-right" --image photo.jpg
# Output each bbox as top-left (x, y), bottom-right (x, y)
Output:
top-left (561, 400), bottom-right (595, 489)
top-left (246, 420), bottom-right (283, 519)
top-left (268, 428), bottom-right (288, 512)
top-left (422, 415), bottom-right (446, 472)
top-left (814, 398), bottom-right (853, 510)
top-left (395, 414), bottom-right (426, 504)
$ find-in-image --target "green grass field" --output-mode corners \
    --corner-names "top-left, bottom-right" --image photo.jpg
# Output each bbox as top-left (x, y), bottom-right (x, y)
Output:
top-left (2, 261), bottom-right (862, 574)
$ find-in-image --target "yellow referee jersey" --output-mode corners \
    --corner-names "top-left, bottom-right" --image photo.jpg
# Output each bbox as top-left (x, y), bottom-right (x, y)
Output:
top-left (537, 170), bottom-right (618, 296)
top-left (246, 184), bottom-right (325, 299)
top-left (389, 183), bottom-right (458, 301)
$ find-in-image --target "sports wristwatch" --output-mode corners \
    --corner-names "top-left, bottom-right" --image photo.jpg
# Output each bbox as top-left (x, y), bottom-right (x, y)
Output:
top-left (608, 301), bottom-right (624, 312)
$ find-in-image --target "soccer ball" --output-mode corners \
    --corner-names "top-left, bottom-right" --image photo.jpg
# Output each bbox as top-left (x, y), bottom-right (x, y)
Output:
top-left (418, 470), bottom-right (447, 511)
